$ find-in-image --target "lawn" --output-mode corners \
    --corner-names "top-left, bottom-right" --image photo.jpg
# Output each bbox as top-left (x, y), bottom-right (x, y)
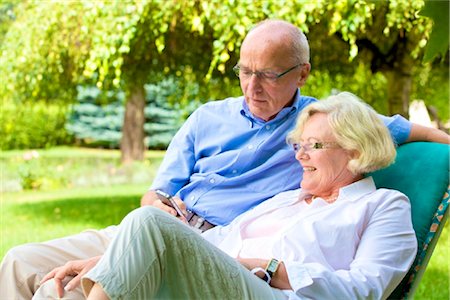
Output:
top-left (1, 147), bottom-right (448, 299)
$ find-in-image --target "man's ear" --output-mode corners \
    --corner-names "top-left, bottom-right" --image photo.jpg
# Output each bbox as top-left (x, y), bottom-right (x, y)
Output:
top-left (297, 63), bottom-right (311, 88)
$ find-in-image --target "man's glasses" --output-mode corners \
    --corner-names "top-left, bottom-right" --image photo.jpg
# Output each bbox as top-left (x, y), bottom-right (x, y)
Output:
top-left (292, 142), bottom-right (340, 153)
top-left (233, 63), bottom-right (303, 82)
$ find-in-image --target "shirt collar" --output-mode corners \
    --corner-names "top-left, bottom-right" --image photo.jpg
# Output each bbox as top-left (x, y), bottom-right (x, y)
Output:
top-left (338, 177), bottom-right (377, 202)
top-left (300, 177), bottom-right (377, 204)
top-left (240, 89), bottom-right (301, 126)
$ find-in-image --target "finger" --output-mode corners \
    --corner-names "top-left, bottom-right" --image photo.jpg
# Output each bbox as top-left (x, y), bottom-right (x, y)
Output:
top-left (173, 197), bottom-right (188, 217)
top-left (152, 199), bottom-right (177, 216)
top-left (53, 265), bottom-right (76, 298)
top-left (64, 273), bottom-right (82, 292)
top-left (40, 268), bottom-right (59, 284)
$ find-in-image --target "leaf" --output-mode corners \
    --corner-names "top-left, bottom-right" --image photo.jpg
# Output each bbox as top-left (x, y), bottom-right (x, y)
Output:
top-left (420, 0), bottom-right (449, 62)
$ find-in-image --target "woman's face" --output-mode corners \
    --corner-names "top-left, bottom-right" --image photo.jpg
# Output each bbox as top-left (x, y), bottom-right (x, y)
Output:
top-left (295, 113), bottom-right (357, 198)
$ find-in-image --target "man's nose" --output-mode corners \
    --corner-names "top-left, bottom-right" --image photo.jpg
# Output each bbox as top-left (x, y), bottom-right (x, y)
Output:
top-left (246, 74), bottom-right (262, 93)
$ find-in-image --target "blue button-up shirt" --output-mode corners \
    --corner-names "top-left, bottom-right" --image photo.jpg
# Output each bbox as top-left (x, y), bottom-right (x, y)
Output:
top-left (150, 90), bottom-right (411, 225)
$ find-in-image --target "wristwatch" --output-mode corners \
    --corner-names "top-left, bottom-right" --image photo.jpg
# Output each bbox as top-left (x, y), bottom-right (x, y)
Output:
top-left (265, 258), bottom-right (280, 281)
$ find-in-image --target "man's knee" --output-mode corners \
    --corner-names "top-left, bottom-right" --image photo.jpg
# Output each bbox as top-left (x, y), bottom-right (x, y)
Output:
top-left (33, 277), bottom-right (84, 300)
top-left (0, 244), bottom-right (46, 300)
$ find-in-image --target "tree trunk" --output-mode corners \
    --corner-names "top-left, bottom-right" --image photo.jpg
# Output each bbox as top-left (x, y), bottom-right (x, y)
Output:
top-left (382, 33), bottom-right (416, 119)
top-left (120, 83), bottom-right (146, 164)
top-left (384, 69), bottom-right (412, 118)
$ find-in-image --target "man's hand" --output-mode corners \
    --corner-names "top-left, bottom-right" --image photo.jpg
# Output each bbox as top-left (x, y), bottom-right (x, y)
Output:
top-left (140, 190), bottom-right (188, 223)
top-left (40, 255), bottom-right (102, 298)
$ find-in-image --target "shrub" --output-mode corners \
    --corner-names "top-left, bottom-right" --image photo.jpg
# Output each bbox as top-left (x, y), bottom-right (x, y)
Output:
top-left (66, 79), bottom-right (200, 149)
top-left (0, 101), bottom-right (73, 150)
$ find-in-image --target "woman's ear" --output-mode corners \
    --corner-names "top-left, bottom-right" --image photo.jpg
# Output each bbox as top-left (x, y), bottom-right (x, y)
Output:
top-left (347, 149), bottom-right (360, 160)
top-left (297, 63), bottom-right (311, 88)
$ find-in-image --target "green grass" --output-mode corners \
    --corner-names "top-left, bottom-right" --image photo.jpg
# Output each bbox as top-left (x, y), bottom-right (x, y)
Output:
top-left (0, 147), bottom-right (448, 299)
top-left (0, 184), bottom-right (146, 257)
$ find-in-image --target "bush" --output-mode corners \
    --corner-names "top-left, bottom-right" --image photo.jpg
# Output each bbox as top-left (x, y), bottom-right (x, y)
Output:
top-left (66, 79), bottom-right (200, 149)
top-left (0, 101), bottom-right (73, 150)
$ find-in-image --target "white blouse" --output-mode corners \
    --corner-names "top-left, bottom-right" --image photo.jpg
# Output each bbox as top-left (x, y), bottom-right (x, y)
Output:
top-left (201, 177), bottom-right (417, 300)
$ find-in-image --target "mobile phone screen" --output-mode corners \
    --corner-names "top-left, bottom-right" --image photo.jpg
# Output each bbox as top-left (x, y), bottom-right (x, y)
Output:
top-left (155, 190), bottom-right (186, 218)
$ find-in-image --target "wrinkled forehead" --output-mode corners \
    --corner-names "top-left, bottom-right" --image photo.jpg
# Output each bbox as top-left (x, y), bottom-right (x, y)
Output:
top-left (240, 27), bottom-right (296, 68)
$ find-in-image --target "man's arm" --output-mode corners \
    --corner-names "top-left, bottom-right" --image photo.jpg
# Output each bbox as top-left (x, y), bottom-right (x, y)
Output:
top-left (407, 123), bottom-right (450, 144)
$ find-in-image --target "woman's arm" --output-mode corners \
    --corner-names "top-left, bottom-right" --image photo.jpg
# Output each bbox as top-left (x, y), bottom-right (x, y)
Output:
top-left (237, 257), bottom-right (291, 290)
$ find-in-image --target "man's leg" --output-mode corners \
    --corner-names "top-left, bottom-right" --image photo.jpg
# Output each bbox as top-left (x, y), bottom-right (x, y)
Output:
top-left (0, 226), bottom-right (116, 300)
top-left (81, 207), bottom-right (285, 299)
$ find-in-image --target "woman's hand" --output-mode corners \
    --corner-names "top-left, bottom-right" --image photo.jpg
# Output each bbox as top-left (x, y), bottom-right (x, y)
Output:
top-left (237, 256), bottom-right (292, 290)
top-left (40, 255), bottom-right (102, 298)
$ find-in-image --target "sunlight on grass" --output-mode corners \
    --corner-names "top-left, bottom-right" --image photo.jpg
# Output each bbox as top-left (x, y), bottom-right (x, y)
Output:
top-left (1, 184), bottom-right (148, 258)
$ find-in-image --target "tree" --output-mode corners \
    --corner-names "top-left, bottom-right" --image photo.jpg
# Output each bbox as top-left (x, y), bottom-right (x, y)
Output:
top-left (1, 0), bottom-right (441, 162)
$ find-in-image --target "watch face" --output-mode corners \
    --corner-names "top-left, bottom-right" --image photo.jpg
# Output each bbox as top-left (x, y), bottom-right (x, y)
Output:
top-left (267, 258), bottom-right (279, 274)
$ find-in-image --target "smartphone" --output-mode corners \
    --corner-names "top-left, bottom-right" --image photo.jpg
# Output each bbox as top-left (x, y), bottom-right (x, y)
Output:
top-left (155, 190), bottom-right (186, 218)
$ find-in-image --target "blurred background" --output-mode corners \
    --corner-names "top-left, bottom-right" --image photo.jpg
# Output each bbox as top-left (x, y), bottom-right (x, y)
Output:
top-left (0, 1), bottom-right (448, 298)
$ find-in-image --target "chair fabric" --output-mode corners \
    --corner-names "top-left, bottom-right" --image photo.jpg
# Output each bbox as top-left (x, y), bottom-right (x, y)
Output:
top-left (368, 142), bottom-right (450, 299)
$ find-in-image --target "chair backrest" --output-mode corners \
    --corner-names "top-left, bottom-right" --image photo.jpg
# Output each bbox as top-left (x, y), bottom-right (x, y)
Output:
top-left (368, 142), bottom-right (449, 299)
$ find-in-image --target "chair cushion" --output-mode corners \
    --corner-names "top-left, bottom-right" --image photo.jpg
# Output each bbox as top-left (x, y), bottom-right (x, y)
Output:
top-left (368, 142), bottom-right (449, 247)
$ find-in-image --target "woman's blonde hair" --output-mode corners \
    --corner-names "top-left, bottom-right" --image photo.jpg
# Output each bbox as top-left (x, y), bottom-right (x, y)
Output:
top-left (287, 92), bottom-right (396, 174)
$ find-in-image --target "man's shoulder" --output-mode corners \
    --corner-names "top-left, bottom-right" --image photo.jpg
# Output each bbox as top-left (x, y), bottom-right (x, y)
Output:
top-left (196, 96), bottom-right (244, 114)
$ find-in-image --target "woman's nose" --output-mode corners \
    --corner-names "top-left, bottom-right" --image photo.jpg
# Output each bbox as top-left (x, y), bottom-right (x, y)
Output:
top-left (295, 148), bottom-right (308, 161)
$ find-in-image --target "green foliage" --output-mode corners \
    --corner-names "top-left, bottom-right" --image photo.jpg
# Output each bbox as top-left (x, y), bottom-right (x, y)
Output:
top-left (66, 78), bottom-right (201, 149)
top-left (65, 86), bottom-right (125, 148)
top-left (303, 63), bottom-right (388, 114)
top-left (0, 101), bottom-right (73, 150)
top-left (0, 1), bottom-right (90, 103)
top-left (1, 0), bottom-right (433, 102)
top-left (412, 63), bottom-right (449, 122)
top-left (420, 0), bottom-right (449, 62)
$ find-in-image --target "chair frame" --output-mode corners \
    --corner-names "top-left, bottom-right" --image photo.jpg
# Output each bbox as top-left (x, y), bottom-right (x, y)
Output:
top-left (403, 185), bottom-right (449, 299)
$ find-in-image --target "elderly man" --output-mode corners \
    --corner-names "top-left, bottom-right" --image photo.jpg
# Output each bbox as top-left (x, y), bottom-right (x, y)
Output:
top-left (1, 19), bottom-right (448, 299)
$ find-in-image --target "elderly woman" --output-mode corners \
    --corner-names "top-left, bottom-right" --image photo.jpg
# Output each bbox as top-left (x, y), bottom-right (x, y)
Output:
top-left (47, 92), bottom-right (417, 299)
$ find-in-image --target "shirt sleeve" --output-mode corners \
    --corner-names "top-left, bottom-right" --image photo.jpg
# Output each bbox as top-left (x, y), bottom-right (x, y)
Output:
top-left (284, 192), bottom-right (417, 299)
top-left (379, 114), bottom-right (411, 145)
top-left (149, 109), bottom-right (199, 196)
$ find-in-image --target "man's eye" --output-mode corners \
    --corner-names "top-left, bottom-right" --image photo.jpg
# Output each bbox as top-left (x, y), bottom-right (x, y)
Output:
top-left (260, 72), bottom-right (277, 79)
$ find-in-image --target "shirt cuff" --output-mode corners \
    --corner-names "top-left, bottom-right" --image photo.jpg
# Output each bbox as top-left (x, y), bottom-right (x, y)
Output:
top-left (379, 114), bottom-right (411, 145)
top-left (284, 261), bottom-right (314, 294)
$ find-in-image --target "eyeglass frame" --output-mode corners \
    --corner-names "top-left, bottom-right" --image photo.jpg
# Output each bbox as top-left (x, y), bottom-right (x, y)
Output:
top-left (233, 63), bottom-right (304, 82)
top-left (292, 142), bottom-right (340, 153)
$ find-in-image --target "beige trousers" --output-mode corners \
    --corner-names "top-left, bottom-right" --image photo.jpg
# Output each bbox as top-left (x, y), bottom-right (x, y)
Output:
top-left (0, 226), bottom-right (117, 299)
top-left (81, 207), bottom-right (286, 299)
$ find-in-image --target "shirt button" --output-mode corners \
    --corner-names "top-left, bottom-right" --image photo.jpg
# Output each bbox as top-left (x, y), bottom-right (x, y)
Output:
top-left (265, 125), bottom-right (271, 130)
top-left (209, 178), bottom-right (215, 184)
top-left (190, 196), bottom-right (195, 201)
top-left (247, 145), bottom-right (254, 149)
top-left (232, 170), bottom-right (238, 174)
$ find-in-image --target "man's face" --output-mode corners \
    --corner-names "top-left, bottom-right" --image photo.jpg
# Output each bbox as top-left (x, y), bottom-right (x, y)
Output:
top-left (238, 29), bottom-right (309, 121)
